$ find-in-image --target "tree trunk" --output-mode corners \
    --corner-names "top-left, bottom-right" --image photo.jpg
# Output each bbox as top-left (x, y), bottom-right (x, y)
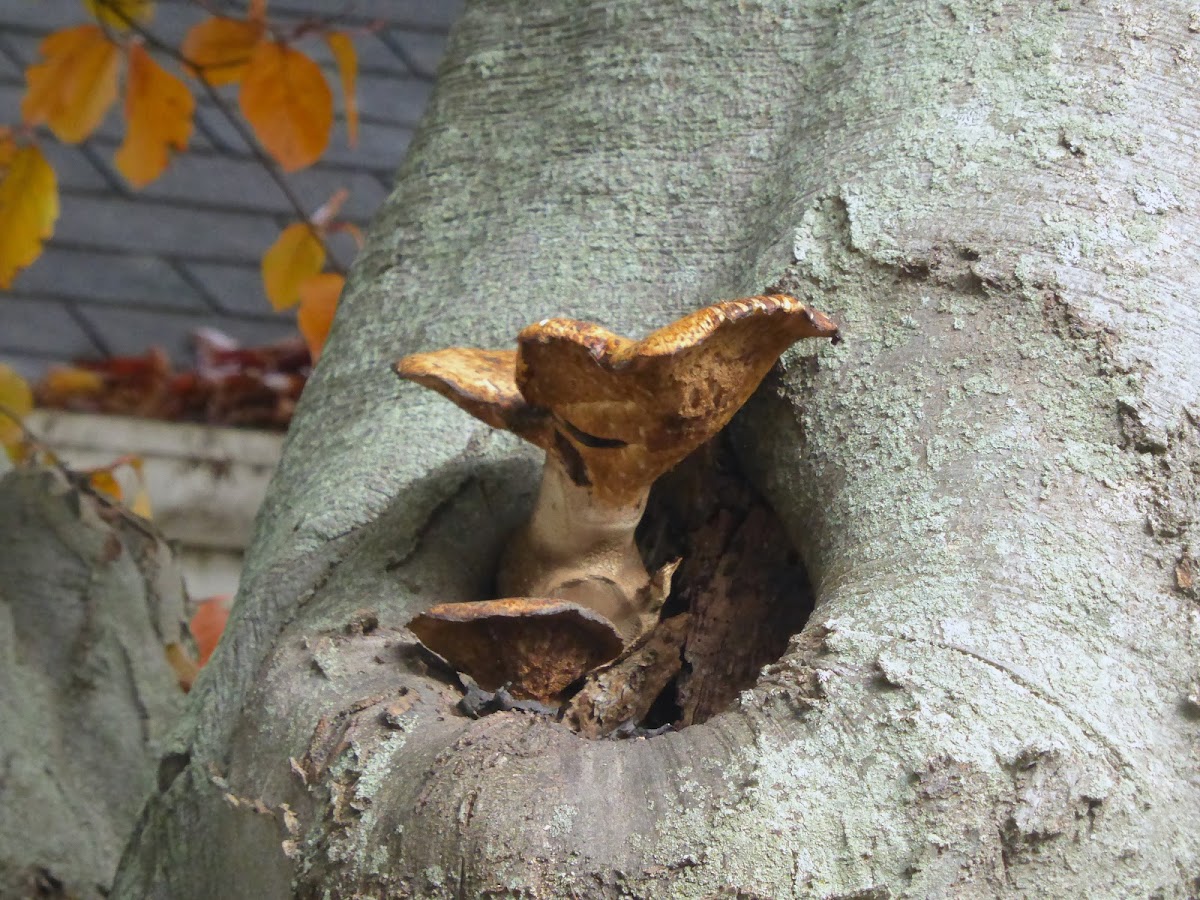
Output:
top-left (0, 463), bottom-right (189, 898)
top-left (114, 1), bottom-right (1200, 896)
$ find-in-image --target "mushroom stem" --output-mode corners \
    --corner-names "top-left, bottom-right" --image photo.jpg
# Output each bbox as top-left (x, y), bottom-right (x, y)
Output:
top-left (497, 453), bottom-right (655, 642)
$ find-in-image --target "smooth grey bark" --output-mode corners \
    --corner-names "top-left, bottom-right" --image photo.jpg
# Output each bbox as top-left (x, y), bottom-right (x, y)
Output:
top-left (0, 467), bottom-right (189, 898)
top-left (116, 1), bottom-right (1200, 897)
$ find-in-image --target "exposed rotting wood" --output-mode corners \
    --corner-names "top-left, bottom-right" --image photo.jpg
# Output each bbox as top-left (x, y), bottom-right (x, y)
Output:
top-left (640, 435), bottom-right (814, 727)
top-left (564, 613), bottom-right (691, 737)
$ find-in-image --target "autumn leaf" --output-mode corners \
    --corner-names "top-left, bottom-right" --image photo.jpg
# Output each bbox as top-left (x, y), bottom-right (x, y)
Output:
top-left (325, 31), bottom-right (358, 147)
top-left (38, 365), bottom-right (106, 401)
top-left (239, 40), bottom-right (333, 172)
top-left (262, 223), bottom-right (325, 310)
top-left (22, 25), bottom-right (120, 143)
top-left (190, 595), bottom-right (232, 666)
top-left (84, 0), bottom-right (156, 29)
top-left (127, 456), bottom-right (153, 518)
top-left (0, 144), bottom-right (59, 289)
top-left (0, 129), bottom-right (14, 166)
top-left (88, 469), bottom-right (124, 501)
top-left (116, 43), bottom-right (195, 188)
top-left (181, 17), bottom-right (264, 86)
top-left (297, 273), bottom-right (343, 361)
top-left (0, 364), bottom-right (34, 454)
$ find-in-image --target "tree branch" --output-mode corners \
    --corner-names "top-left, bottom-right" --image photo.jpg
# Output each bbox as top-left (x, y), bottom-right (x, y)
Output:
top-left (95, 0), bottom-right (347, 275)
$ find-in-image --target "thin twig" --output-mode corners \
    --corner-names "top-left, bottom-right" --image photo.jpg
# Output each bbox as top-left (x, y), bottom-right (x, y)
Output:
top-left (95, 0), bottom-right (346, 274)
top-left (0, 403), bottom-right (162, 538)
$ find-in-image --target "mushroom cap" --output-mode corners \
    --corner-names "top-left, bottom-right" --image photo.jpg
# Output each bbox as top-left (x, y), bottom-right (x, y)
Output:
top-left (407, 598), bottom-right (625, 702)
top-left (395, 295), bottom-right (840, 506)
top-left (393, 348), bottom-right (553, 448)
top-left (516, 295), bottom-right (839, 504)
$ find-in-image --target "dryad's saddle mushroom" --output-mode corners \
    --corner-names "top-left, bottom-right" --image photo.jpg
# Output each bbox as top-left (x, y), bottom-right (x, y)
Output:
top-left (396, 294), bottom-right (840, 703)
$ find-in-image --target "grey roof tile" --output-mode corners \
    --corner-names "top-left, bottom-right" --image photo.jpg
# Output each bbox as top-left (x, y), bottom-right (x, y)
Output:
top-left (0, 0), bottom-right (457, 374)
top-left (352, 72), bottom-right (433, 127)
top-left (272, 0), bottom-right (466, 30)
top-left (87, 144), bottom-right (390, 220)
top-left (0, 6), bottom-right (94, 31)
top-left (0, 352), bottom-right (59, 380)
top-left (52, 193), bottom-right (281, 264)
top-left (0, 36), bottom-right (22, 78)
top-left (305, 30), bottom-right (416, 77)
top-left (39, 140), bottom-right (115, 192)
top-left (194, 103), bottom-right (413, 172)
top-left (179, 261), bottom-right (266, 316)
top-left (0, 296), bottom-right (104, 358)
top-left (312, 119), bottom-right (415, 171)
top-left (380, 29), bottom-right (448, 79)
top-left (13, 248), bottom-right (208, 311)
top-left (75, 304), bottom-right (296, 361)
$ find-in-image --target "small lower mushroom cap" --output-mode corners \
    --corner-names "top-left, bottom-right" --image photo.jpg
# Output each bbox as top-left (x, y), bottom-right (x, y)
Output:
top-left (408, 598), bottom-right (626, 702)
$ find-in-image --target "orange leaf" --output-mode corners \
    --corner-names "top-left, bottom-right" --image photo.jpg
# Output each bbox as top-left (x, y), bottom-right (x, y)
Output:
top-left (248, 0), bottom-right (268, 22)
top-left (89, 469), bottom-right (123, 501)
top-left (0, 364), bottom-right (34, 454)
top-left (190, 595), bottom-right (232, 667)
top-left (116, 44), bottom-right (195, 188)
top-left (297, 273), bottom-right (343, 361)
top-left (239, 40), bottom-right (332, 172)
top-left (181, 17), bottom-right (264, 86)
top-left (84, 0), bottom-right (155, 29)
top-left (325, 31), bottom-right (358, 148)
top-left (262, 223), bottom-right (325, 310)
top-left (38, 365), bottom-right (105, 399)
top-left (0, 128), bottom-right (16, 167)
top-left (22, 25), bottom-right (120, 143)
top-left (0, 144), bottom-right (59, 289)
top-left (125, 455), bottom-right (153, 518)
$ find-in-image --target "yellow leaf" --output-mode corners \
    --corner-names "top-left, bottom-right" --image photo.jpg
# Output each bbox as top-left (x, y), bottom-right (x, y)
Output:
top-left (261, 223), bottom-right (325, 310)
top-left (22, 25), bottom-right (120, 143)
top-left (38, 365), bottom-right (105, 399)
top-left (181, 17), bottom-right (264, 86)
top-left (325, 31), bottom-right (358, 148)
top-left (89, 469), bottom-right (123, 501)
top-left (297, 273), bottom-right (343, 361)
top-left (0, 144), bottom-right (59, 289)
top-left (84, 0), bottom-right (155, 29)
top-left (0, 364), bottom-right (34, 454)
top-left (130, 485), bottom-right (153, 519)
top-left (115, 44), bottom-right (195, 188)
top-left (239, 40), bottom-right (332, 172)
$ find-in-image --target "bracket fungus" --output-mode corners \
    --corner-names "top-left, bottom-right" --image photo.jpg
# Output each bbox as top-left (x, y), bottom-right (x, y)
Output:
top-left (397, 294), bottom-right (840, 707)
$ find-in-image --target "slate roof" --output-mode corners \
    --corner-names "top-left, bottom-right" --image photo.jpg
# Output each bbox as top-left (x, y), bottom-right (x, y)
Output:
top-left (0, 0), bottom-right (462, 379)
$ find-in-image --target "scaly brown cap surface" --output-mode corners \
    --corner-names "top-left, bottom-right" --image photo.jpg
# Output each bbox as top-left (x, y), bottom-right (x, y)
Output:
top-left (395, 295), bottom-right (839, 506)
top-left (408, 598), bottom-right (625, 702)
